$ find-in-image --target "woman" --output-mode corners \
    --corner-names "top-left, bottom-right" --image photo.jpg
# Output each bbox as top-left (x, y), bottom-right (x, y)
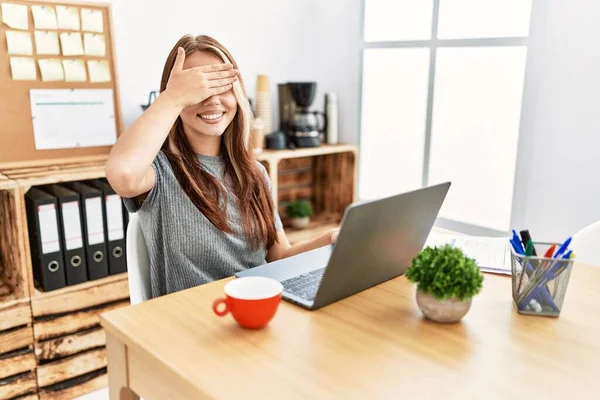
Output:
top-left (106, 34), bottom-right (338, 298)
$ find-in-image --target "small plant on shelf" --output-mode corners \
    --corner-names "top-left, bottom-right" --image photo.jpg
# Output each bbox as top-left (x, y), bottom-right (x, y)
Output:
top-left (285, 199), bottom-right (313, 229)
top-left (405, 244), bottom-right (484, 323)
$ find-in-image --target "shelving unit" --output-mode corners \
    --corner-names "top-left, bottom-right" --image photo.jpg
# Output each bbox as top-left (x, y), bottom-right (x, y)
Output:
top-left (0, 177), bottom-right (37, 400)
top-left (0, 142), bottom-right (357, 399)
top-left (0, 0), bottom-right (124, 396)
top-left (257, 144), bottom-right (358, 244)
top-left (1, 161), bottom-right (129, 400)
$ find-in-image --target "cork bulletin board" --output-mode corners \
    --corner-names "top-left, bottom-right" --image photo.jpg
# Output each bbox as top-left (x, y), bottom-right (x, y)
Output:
top-left (0, 0), bottom-right (123, 169)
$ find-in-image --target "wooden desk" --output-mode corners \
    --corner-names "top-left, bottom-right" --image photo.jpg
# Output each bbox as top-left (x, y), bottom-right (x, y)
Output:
top-left (100, 264), bottom-right (600, 399)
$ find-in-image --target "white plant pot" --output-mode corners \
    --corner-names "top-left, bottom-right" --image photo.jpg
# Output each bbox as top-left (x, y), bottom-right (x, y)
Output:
top-left (416, 289), bottom-right (472, 323)
top-left (290, 217), bottom-right (310, 229)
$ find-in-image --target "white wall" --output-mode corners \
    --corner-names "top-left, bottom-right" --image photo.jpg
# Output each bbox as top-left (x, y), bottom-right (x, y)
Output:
top-left (101, 0), bottom-right (361, 144)
top-left (102, 0), bottom-right (600, 242)
top-left (513, 0), bottom-right (600, 241)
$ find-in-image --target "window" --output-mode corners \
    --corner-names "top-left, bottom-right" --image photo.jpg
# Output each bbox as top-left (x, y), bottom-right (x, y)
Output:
top-left (359, 0), bottom-right (533, 233)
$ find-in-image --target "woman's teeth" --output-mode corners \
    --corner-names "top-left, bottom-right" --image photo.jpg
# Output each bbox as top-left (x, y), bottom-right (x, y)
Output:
top-left (199, 113), bottom-right (224, 120)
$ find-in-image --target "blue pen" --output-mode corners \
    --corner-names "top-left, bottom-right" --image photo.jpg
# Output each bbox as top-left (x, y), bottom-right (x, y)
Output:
top-left (553, 237), bottom-right (572, 258)
top-left (510, 238), bottom-right (522, 254)
top-left (549, 250), bottom-right (573, 279)
top-left (511, 230), bottom-right (525, 254)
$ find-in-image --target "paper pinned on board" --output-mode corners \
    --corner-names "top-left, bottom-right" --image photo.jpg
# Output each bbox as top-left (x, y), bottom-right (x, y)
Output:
top-left (62, 59), bottom-right (87, 82)
top-left (87, 60), bottom-right (111, 82)
top-left (34, 31), bottom-right (60, 55)
top-left (1, 3), bottom-right (29, 30)
top-left (424, 231), bottom-right (512, 275)
top-left (83, 33), bottom-right (106, 56)
top-left (6, 30), bottom-right (33, 55)
top-left (31, 5), bottom-right (58, 30)
top-left (56, 5), bottom-right (80, 30)
top-left (38, 59), bottom-right (64, 82)
top-left (60, 32), bottom-right (84, 56)
top-left (81, 8), bottom-right (103, 33)
top-left (29, 89), bottom-right (117, 150)
top-left (10, 57), bottom-right (37, 80)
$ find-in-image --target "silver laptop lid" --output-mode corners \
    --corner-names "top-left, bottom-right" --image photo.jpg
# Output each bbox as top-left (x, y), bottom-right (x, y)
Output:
top-left (311, 182), bottom-right (451, 309)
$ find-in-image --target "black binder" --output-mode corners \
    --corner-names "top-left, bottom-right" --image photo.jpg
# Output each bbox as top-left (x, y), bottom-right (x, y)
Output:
top-left (63, 182), bottom-right (109, 280)
top-left (24, 188), bottom-right (66, 291)
top-left (85, 179), bottom-right (127, 274)
top-left (41, 184), bottom-right (88, 286)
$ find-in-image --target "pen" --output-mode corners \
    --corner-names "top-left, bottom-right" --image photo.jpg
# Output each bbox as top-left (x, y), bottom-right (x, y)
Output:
top-left (525, 239), bottom-right (534, 257)
top-left (543, 244), bottom-right (557, 258)
top-left (510, 238), bottom-right (523, 255)
top-left (553, 237), bottom-right (572, 258)
top-left (520, 230), bottom-right (537, 256)
top-left (511, 230), bottom-right (525, 254)
top-left (549, 250), bottom-right (574, 279)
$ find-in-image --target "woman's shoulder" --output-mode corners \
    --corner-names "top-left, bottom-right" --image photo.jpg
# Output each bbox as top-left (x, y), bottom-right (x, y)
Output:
top-left (152, 150), bottom-right (174, 176)
top-left (254, 160), bottom-right (271, 180)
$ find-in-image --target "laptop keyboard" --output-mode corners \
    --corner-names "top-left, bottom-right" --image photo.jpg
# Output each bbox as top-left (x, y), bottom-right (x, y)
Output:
top-left (281, 268), bottom-right (326, 302)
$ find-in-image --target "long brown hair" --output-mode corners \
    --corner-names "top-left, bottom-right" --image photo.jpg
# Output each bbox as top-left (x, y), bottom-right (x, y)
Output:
top-left (160, 34), bottom-right (278, 249)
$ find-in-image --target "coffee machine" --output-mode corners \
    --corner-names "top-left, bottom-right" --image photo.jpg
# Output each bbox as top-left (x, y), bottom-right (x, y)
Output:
top-left (281, 82), bottom-right (325, 148)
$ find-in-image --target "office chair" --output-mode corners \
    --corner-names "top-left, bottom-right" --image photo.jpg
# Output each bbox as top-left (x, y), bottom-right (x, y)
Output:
top-left (126, 212), bottom-right (152, 304)
top-left (571, 220), bottom-right (600, 267)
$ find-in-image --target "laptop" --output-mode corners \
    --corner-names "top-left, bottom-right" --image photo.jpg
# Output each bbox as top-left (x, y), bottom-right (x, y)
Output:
top-left (236, 182), bottom-right (451, 310)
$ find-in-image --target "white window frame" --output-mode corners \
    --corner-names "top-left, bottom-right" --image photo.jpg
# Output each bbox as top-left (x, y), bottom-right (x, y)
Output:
top-left (358, 0), bottom-right (547, 236)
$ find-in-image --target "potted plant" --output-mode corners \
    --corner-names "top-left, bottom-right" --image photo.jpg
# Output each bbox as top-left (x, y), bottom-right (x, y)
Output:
top-left (405, 245), bottom-right (484, 323)
top-left (285, 200), bottom-right (313, 229)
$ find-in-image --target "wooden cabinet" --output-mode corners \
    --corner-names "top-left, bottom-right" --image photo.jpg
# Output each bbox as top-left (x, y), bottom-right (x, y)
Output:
top-left (258, 144), bottom-right (358, 244)
top-left (0, 143), bottom-right (358, 398)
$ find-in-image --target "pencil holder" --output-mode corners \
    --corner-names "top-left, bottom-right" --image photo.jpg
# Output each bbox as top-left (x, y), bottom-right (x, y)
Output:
top-left (511, 242), bottom-right (575, 317)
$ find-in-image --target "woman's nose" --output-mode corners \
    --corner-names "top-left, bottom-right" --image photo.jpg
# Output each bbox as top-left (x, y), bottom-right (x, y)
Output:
top-left (202, 96), bottom-right (221, 106)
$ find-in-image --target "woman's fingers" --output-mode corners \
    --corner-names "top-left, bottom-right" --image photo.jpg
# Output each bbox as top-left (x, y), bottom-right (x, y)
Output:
top-left (206, 69), bottom-right (239, 80)
top-left (208, 76), bottom-right (238, 88)
top-left (199, 63), bottom-right (234, 73)
top-left (208, 84), bottom-right (234, 96)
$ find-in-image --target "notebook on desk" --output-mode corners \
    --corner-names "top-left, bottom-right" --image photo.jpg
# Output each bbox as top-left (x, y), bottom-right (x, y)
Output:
top-left (425, 232), bottom-right (512, 275)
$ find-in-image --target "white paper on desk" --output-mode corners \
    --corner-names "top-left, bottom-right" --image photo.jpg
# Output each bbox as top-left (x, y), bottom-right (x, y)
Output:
top-left (425, 232), bottom-right (512, 275)
top-left (31, 5), bottom-right (58, 30)
top-left (6, 30), bottom-right (33, 55)
top-left (1, 3), bottom-right (28, 30)
top-left (81, 8), bottom-right (103, 33)
top-left (83, 33), bottom-right (105, 56)
top-left (62, 59), bottom-right (87, 82)
top-left (60, 32), bottom-right (83, 56)
top-left (29, 89), bottom-right (117, 150)
top-left (10, 57), bottom-right (36, 80)
top-left (87, 60), bottom-right (110, 82)
top-left (56, 5), bottom-right (80, 30)
top-left (35, 31), bottom-right (60, 55)
top-left (38, 59), bottom-right (64, 82)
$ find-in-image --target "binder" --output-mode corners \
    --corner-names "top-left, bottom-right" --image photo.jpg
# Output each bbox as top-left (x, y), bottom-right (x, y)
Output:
top-left (41, 184), bottom-right (88, 285)
top-left (24, 188), bottom-right (66, 291)
top-left (63, 182), bottom-right (109, 280)
top-left (85, 179), bottom-right (127, 274)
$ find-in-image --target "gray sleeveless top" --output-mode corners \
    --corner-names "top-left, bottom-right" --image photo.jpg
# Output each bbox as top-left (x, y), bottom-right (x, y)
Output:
top-left (123, 151), bottom-right (283, 298)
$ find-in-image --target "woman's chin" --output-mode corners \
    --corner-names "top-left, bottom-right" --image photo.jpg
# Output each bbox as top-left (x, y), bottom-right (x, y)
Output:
top-left (191, 123), bottom-right (227, 137)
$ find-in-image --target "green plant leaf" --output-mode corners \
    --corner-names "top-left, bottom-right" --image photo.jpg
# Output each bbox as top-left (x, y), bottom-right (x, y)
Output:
top-left (285, 199), bottom-right (313, 218)
top-left (405, 245), bottom-right (484, 301)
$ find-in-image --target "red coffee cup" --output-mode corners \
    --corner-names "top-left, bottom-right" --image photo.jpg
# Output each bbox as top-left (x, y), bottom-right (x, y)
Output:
top-left (212, 277), bottom-right (283, 329)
